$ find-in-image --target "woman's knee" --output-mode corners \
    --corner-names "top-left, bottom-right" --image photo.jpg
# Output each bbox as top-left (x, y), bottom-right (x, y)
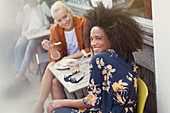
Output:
top-left (52, 77), bottom-right (60, 88)
top-left (44, 62), bottom-right (55, 72)
top-left (47, 62), bottom-right (55, 67)
top-left (45, 62), bottom-right (55, 72)
top-left (42, 62), bottom-right (55, 79)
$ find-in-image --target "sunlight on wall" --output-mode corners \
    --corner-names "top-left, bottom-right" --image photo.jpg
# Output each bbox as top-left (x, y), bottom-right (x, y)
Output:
top-left (0, 1), bottom-right (22, 112)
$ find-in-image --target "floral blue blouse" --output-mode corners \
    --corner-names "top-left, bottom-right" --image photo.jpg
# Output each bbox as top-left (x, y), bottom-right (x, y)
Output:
top-left (79, 49), bottom-right (138, 113)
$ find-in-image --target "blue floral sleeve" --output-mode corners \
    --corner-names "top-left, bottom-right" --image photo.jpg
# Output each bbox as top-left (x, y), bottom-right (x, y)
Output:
top-left (83, 55), bottom-right (103, 107)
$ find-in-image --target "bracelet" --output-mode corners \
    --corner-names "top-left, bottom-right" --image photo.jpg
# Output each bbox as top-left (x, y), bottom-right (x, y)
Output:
top-left (51, 51), bottom-right (60, 60)
top-left (81, 49), bottom-right (88, 56)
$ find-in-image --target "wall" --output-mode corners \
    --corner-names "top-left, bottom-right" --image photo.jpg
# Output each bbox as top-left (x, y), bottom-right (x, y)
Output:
top-left (152, 0), bottom-right (170, 113)
top-left (0, 0), bottom-right (20, 77)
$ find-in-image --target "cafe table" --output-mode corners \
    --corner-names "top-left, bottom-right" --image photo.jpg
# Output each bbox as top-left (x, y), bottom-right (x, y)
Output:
top-left (23, 25), bottom-right (52, 40)
top-left (48, 57), bottom-right (91, 98)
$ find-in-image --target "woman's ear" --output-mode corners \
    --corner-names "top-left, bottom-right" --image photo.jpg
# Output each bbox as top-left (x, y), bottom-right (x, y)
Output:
top-left (54, 19), bottom-right (57, 24)
top-left (68, 10), bottom-right (73, 16)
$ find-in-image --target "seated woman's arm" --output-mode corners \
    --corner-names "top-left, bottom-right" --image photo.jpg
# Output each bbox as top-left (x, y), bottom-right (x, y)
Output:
top-left (47, 99), bottom-right (93, 113)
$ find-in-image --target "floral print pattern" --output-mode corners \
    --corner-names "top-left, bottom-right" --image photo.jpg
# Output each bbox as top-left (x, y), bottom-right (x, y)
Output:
top-left (82, 50), bottom-right (137, 113)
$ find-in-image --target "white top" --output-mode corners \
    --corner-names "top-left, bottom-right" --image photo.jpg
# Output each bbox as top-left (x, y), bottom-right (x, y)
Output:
top-left (39, 1), bottom-right (51, 17)
top-left (16, 4), bottom-right (50, 36)
top-left (38, 1), bottom-right (51, 25)
top-left (27, 8), bottom-right (43, 33)
top-left (64, 27), bottom-right (80, 55)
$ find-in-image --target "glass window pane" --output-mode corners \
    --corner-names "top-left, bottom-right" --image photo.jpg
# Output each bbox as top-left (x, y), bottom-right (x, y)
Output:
top-left (112, 0), bottom-right (152, 19)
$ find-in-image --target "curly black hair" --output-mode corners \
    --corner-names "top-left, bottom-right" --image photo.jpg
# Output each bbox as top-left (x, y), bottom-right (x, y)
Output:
top-left (83, 2), bottom-right (144, 57)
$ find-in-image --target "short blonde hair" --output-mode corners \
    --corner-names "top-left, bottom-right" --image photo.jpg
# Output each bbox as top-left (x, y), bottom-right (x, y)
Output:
top-left (51, 1), bottom-right (72, 19)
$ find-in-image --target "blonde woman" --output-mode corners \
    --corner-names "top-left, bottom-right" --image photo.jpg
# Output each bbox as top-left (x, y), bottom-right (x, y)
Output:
top-left (32, 1), bottom-right (89, 113)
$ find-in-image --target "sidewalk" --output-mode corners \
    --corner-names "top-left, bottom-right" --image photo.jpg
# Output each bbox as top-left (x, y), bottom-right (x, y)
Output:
top-left (0, 56), bottom-right (51, 113)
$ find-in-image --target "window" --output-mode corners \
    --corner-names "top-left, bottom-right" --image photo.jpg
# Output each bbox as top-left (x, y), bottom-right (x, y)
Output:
top-left (112, 0), bottom-right (152, 19)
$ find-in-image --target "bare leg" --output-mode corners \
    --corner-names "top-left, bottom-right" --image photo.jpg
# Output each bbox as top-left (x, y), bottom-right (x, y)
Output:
top-left (32, 62), bottom-right (55, 113)
top-left (51, 78), bottom-right (67, 100)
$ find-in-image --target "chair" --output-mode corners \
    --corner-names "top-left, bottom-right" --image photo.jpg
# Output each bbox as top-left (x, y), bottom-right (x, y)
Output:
top-left (137, 77), bottom-right (148, 113)
top-left (36, 51), bottom-right (50, 80)
top-left (35, 36), bottom-right (50, 80)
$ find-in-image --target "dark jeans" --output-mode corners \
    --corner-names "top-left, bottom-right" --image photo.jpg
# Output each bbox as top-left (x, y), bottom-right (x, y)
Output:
top-left (52, 107), bottom-right (79, 113)
top-left (52, 107), bottom-right (99, 113)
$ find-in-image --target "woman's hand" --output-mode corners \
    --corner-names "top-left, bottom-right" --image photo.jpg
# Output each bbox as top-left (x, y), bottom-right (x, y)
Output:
top-left (47, 100), bottom-right (63, 113)
top-left (41, 39), bottom-right (53, 50)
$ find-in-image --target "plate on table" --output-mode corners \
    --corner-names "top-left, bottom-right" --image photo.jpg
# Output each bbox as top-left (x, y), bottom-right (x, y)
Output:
top-left (54, 59), bottom-right (77, 70)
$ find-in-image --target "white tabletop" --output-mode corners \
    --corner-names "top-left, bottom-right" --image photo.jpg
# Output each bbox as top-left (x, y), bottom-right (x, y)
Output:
top-left (24, 25), bottom-right (52, 40)
top-left (49, 57), bottom-right (91, 93)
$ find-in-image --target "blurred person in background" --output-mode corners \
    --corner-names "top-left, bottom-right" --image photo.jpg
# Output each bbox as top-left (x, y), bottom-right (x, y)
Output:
top-left (37, 0), bottom-right (53, 24)
top-left (13, 0), bottom-right (51, 89)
